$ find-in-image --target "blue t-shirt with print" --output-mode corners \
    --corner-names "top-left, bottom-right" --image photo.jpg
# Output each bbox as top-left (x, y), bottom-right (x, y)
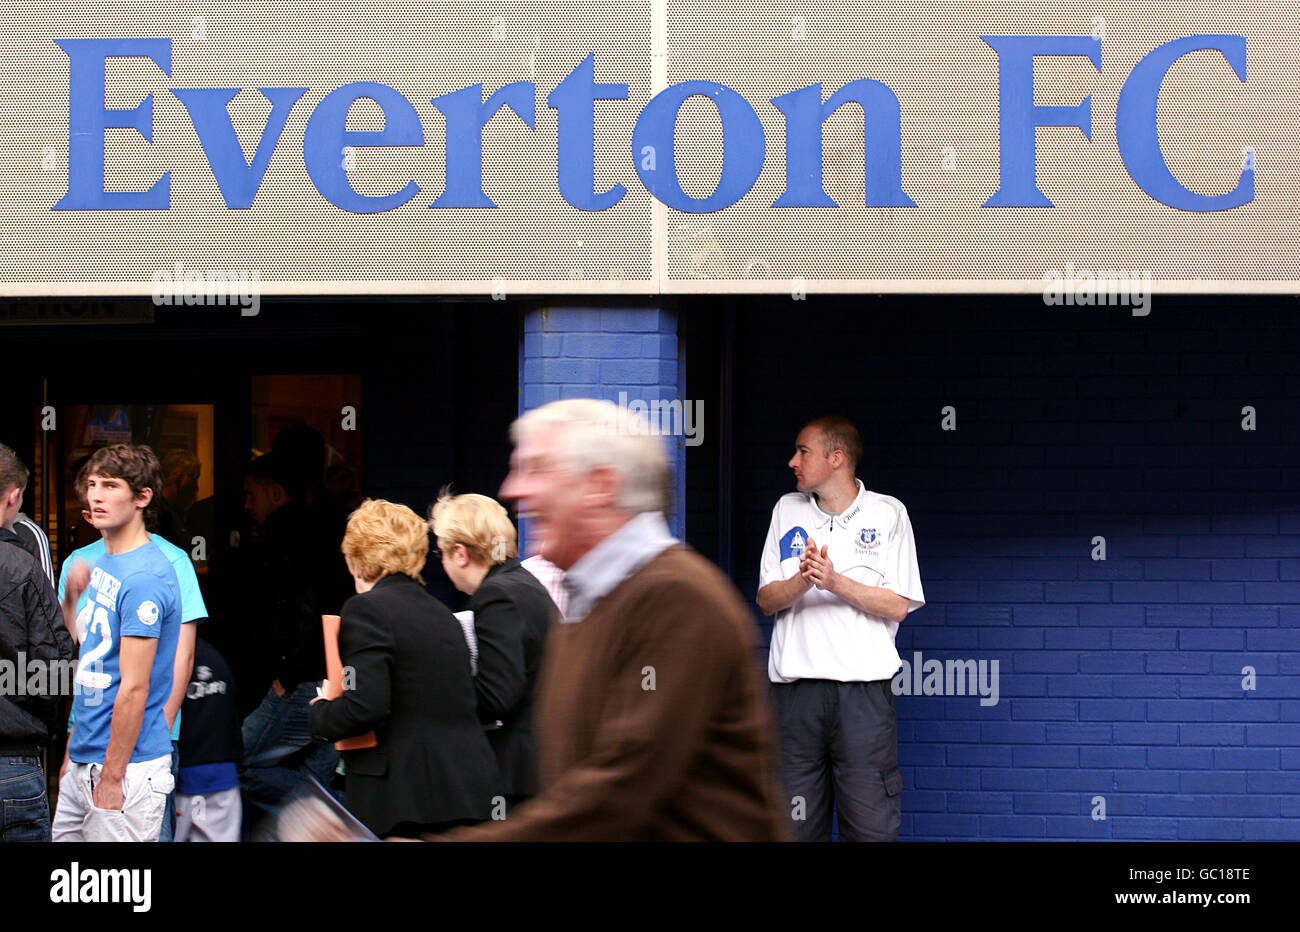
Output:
top-left (59, 534), bottom-right (207, 740)
top-left (67, 539), bottom-right (182, 764)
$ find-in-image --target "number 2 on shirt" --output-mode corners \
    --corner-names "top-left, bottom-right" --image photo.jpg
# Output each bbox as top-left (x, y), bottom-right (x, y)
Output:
top-left (75, 605), bottom-right (114, 690)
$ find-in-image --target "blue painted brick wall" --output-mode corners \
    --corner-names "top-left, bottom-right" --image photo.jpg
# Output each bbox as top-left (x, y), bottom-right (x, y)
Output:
top-left (715, 296), bottom-right (1300, 841)
top-left (521, 305), bottom-right (685, 539)
top-left (513, 298), bottom-right (1300, 840)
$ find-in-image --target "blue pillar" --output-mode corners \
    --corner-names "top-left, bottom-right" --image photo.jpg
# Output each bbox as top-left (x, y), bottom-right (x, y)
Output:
top-left (520, 305), bottom-right (685, 540)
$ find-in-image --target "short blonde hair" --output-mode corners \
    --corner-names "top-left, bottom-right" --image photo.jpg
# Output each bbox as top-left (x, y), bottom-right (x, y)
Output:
top-left (342, 499), bottom-right (428, 584)
top-left (429, 489), bottom-right (518, 566)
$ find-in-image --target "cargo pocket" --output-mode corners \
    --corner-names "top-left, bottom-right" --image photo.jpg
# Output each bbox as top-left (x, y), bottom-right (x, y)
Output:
top-left (881, 766), bottom-right (902, 798)
top-left (142, 771), bottom-right (175, 842)
top-left (147, 770), bottom-right (176, 799)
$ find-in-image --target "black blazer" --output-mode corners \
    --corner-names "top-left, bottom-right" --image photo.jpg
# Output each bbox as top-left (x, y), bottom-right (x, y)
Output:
top-left (468, 558), bottom-right (557, 796)
top-left (309, 573), bottom-right (499, 835)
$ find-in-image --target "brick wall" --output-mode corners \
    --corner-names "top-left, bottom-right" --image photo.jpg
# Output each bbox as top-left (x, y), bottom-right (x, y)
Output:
top-left (706, 294), bottom-right (1300, 841)
top-left (521, 304), bottom-right (685, 538)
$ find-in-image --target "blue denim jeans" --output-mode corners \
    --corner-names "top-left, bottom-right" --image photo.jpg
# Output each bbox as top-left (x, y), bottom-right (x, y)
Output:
top-left (1, 755), bottom-right (50, 842)
top-left (241, 683), bottom-right (339, 818)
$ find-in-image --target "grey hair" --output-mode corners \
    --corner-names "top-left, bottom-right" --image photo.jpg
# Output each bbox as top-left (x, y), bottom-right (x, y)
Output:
top-left (511, 398), bottom-right (669, 516)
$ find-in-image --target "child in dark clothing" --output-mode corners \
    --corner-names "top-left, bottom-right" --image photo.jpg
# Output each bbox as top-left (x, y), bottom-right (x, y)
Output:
top-left (175, 637), bottom-right (242, 842)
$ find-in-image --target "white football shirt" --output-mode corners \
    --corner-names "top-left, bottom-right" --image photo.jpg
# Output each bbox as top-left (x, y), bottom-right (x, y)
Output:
top-left (760, 479), bottom-right (925, 683)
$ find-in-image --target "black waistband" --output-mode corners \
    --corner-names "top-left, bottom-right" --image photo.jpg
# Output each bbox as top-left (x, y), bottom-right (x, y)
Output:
top-left (0, 744), bottom-right (41, 758)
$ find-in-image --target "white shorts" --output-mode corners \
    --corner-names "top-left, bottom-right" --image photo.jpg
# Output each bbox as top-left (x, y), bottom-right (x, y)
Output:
top-left (175, 787), bottom-right (241, 842)
top-left (52, 754), bottom-right (174, 842)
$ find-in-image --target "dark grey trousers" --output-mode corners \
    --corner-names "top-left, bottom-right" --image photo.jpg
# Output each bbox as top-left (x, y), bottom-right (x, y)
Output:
top-left (771, 678), bottom-right (902, 842)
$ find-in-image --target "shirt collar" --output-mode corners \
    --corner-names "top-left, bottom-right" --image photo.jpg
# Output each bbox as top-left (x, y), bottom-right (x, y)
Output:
top-left (561, 511), bottom-right (678, 623)
top-left (808, 478), bottom-right (867, 529)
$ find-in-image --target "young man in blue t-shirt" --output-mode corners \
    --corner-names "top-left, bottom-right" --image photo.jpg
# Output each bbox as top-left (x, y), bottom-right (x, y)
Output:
top-left (58, 461), bottom-right (207, 842)
top-left (52, 444), bottom-right (183, 842)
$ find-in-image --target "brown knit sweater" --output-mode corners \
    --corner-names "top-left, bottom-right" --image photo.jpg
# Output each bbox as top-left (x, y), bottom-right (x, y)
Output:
top-left (444, 545), bottom-right (789, 841)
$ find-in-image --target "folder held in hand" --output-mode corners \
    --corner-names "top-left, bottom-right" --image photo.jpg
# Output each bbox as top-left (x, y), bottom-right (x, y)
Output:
top-left (322, 613), bottom-right (378, 750)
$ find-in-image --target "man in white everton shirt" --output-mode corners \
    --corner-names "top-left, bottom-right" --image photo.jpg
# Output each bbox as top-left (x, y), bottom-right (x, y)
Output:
top-left (758, 416), bottom-right (924, 841)
top-left (52, 444), bottom-right (181, 842)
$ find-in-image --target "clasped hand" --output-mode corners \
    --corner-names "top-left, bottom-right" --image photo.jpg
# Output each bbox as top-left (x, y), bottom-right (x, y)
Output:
top-left (799, 537), bottom-right (837, 592)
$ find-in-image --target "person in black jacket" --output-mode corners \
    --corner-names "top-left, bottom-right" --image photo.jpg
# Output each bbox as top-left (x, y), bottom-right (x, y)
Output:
top-left (309, 499), bottom-right (499, 837)
top-left (238, 453), bottom-right (346, 822)
top-left (0, 444), bottom-right (76, 842)
top-left (429, 490), bottom-right (556, 808)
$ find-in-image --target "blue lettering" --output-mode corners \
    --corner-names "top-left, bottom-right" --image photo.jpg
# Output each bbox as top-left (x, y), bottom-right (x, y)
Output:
top-left (548, 54), bottom-right (628, 211)
top-left (430, 82), bottom-right (536, 207)
top-left (302, 82), bottom-right (423, 213)
top-left (54, 38), bottom-right (171, 210)
top-left (51, 39), bottom-right (1256, 216)
top-left (981, 35), bottom-right (1102, 207)
top-left (632, 81), bottom-right (764, 213)
top-left (771, 80), bottom-right (915, 207)
top-left (172, 88), bottom-right (307, 208)
top-left (1116, 35), bottom-right (1251, 211)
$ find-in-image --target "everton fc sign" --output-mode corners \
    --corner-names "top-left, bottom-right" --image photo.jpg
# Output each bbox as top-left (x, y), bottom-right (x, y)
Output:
top-left (0, 1), bottom-right (1295, 294)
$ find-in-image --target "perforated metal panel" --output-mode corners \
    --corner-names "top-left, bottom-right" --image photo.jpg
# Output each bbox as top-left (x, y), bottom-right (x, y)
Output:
top-left (663, 0), bottom-right (1299, 292)
top-left (0, 1), bottom-right (1295, 295)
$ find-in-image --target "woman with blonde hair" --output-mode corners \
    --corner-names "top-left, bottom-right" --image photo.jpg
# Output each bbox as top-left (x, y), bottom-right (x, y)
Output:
top-left (430, 490), bottom-right (556, 809)
top-left (309, 498), bottom-right (498, 837)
